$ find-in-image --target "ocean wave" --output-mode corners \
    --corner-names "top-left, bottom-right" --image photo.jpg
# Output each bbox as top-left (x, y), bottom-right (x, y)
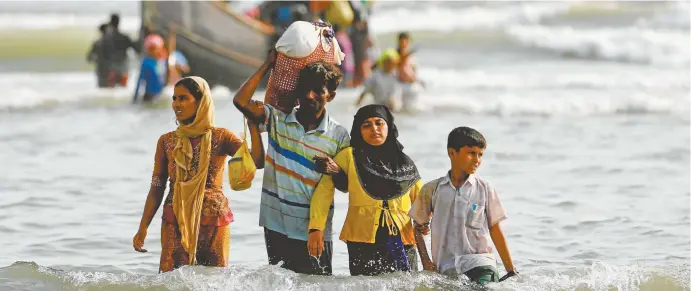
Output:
top-left (506, 25), bottom-right (690, 67)
top-left (635, 0), bottom-right (690, 30)
top-left (0, 71), bottom-right (687, 117)
top-left (370, 2), bottom-right (575, 34)
top-left (1, 1), bottom-right (683, 35)
top-left (0, 261), bottom-right (687, 291)
top-left (417, 67), bottom-right (690, 91)
top-left (0, 72), bottom-right (131, 110)
top-left (1, 2), bottom-right (686, 68)
top-left (417, 91), bottom-right (689, 117)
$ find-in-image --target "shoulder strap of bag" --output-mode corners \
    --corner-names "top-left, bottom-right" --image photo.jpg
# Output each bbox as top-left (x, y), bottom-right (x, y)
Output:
top-left (242, 117), bottom-right (248, 143)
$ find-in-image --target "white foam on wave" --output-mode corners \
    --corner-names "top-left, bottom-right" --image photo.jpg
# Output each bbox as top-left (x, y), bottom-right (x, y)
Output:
top-left (506, 25), bottom-right (690, 67)
top-left (417, 66), bottom-right (690, 91)
top-left (417, 90), bottom-right (689, 117)
top-left (369, 2), bottom-right (575, 34)
top-left (411, 64), bottom-right (689, 116)
top-left (0, 71), bottom-right (238, 110)
top-left (0, 72), bottom-right (130, 109)
top-left (1, 69), bottom-right (687, 117)
top-left (636, 0), bottom-right (690, 30)
top-left (3, 260), bottom-right (688, 291)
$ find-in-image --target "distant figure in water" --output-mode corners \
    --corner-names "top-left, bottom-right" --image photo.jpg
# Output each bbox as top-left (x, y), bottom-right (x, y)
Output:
top-left (396, 32), bottom-right (424, 113)
top-left (132, 34), bottom-right (167, 103)
top-left (132, 76), bottom-right (264, 272)
top-left (103, 13), bottom-right (140, 87)
top-left (86, 23), bottom-right (110, 88)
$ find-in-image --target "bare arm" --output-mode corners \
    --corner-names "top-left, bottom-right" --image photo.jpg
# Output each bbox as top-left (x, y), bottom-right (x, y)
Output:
top-left (87, 42), bottom-right (98, 63)
top-left (133, 136), bottom-right (169, 252)
top-left (127, 34), bottom-right (141, 54)
top-left (489, 222), bottom-right (515, 272)
top-left (414, 225), bottom-right (435, 271)
top-left (355, 91), bottom-right (367, 106)
top-left (388, 96), bottom-right (396, 111)
top-left (388, 89), bottom-right (401, 111)
top-left (233, 50), bottom-right (276, 123)
top-left (247, 119), bottom-right (265, 169)
top-left (177, 64), bottom-right (190, 73)
top-left (137, 184), bottom-right (166, 233)
top-left (409, 181), bottom-right (435, 271)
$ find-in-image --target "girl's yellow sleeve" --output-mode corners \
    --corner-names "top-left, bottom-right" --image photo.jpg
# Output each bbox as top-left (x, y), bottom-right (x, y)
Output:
top-left (309, 148), bottom-right (351, 230)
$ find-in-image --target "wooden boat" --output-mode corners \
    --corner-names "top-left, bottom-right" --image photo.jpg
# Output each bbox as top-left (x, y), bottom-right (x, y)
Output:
top-left (140, 1), bottom-right (274, 89)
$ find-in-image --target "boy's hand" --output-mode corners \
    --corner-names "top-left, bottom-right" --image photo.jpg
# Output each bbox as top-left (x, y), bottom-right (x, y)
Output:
top-left (313, 156), bottom-right (340, 175)
top-left (422, 261), bottom-right (435, 271)
top-left (499, 269), bottom-right (520, 282)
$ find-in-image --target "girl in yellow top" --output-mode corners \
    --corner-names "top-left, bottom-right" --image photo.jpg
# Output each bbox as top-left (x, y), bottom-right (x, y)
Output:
top-left (308, 104), bottom-right (423, 276)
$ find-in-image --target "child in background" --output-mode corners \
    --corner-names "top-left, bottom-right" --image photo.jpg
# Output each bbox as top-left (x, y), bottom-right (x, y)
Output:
top-left (355, 48), bottom-right (401, 111)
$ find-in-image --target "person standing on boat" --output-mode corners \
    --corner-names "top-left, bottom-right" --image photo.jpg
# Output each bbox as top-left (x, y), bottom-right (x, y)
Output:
top-left (132, 76), bottom-right (265, 272)
top-left (233, 51), bottom-right (350, 275)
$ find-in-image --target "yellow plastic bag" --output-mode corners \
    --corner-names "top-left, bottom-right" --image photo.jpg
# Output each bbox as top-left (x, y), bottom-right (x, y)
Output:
top-left (228, 118), bottom-right (256, 191)
top-left (325, 0), bottom-right (354, 28)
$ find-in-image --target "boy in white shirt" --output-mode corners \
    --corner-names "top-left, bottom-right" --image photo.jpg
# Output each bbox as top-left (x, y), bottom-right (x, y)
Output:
top-left (409, 126), bottom-right (519, 285)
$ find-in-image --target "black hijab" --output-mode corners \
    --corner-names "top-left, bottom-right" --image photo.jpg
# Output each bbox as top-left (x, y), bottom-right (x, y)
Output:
top-left (350, 105), bottom-right (420, 200)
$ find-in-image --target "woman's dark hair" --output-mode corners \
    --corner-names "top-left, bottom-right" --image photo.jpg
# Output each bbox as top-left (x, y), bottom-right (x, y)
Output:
top-left (447, 126), bottom-right (486, 151)
top-left (175, 78), bottom-right (203, 101)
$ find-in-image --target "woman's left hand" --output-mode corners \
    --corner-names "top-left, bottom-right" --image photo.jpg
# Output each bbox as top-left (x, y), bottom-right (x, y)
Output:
top-left (133, 230), bottom-right (148, 253)
top-left (313, 156), bottom-right (340, 175)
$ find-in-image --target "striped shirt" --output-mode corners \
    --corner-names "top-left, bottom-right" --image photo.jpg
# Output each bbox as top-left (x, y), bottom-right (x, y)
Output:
top-left (259, 104), bottom-right (350, 241)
